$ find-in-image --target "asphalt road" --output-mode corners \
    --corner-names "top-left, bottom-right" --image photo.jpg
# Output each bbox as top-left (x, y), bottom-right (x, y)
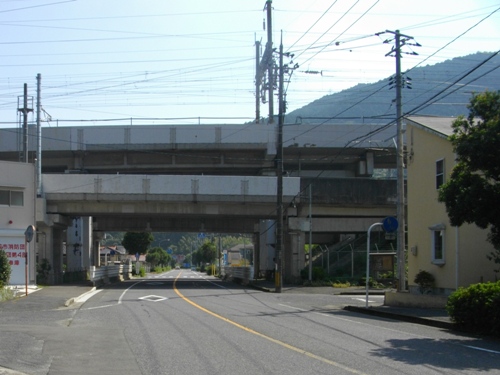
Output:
top-left (1, 270), bottom-right (499, 374)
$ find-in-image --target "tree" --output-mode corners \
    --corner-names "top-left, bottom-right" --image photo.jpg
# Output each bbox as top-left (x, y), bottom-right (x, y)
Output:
top-left (438, 90), bottom-right (500, 270)
top-left (0, 249), bottom-right (11, 287)
top-left (198, 241), bottom-right (217, 264)
top-left (177, 235), bottom-right (197, 255)
top-left (146, 247), bottom-right (172, 267)
top-left (121, 232), bottom-right (154, 255)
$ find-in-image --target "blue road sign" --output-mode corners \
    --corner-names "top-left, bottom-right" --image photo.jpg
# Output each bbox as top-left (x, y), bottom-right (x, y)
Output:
top-left (382, 216), bottom-right (398, 233)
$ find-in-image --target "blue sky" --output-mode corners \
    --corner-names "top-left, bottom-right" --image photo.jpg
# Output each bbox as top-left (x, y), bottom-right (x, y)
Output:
top-left (0, 0), bottom-right (498, 127)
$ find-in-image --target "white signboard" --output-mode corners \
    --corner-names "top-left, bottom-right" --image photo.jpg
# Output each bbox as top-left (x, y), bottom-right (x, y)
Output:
top-left (0, 234), bottom-right (26, 285)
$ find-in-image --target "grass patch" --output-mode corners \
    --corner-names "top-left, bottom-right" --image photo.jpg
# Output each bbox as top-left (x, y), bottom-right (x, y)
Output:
top-left (0, 287), bottom-right (15, 302)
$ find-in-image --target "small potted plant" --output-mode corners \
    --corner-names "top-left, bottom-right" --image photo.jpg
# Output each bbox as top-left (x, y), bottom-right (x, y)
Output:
top-left (414, 270), bottom-right (435, 294)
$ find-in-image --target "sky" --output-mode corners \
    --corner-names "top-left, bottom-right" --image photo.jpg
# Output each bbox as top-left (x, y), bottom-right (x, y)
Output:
top-left (0, 0), bottom-right (499, 127)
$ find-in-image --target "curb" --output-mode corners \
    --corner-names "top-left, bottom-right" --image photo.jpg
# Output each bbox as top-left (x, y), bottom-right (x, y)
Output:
top-left (0, 367), bottom-right (28, 375)
top-left (64, 287), bottom-right (97, 307)
top-left (343, 305), bottom-right (455, 330)
top-left (249, 283), bottom-right (273, 293)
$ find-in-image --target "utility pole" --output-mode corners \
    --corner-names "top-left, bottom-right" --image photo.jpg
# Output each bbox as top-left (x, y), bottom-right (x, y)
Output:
top-left (256, 1), bottom-right (275, 124)
top-left (36, 74), bottom-right (42, 196)
top-left (308, 184), bottom-right (312, 282)
top-left (275, 35), bottom-right (284, 292)
top-left (255, 40), bottom-right (261, 124)
top-left (265, 0), bottom-right (274, 124)
top-left (18, 83), bottom-right (33, 163)
top-left (381, 29), bottom-right (420, 292)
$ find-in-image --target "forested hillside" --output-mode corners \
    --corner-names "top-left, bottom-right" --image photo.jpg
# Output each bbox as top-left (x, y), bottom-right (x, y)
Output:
top-left (283, 52), bottom-right (500, 124)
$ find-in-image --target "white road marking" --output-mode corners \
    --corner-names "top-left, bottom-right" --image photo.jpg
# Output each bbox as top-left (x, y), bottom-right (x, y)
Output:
top-left (138, 295), bottom-right (168, 302)
top-left (462, 345), bottom-right (500, 354)
top-left (352, 297), bottom-right (376, 303)
top-left (74, 289), bottom-right (102, 303)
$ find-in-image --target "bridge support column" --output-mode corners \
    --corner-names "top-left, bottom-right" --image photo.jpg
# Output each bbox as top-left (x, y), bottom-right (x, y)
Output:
top-left (52, 227), bottom-right (65, 284)
top-left (34, 223), bottom-right (67, 285)
top-left (93, 231), bottom-right (105, 267)
top-left (284, 231), bottom-right (305, 283)
top-left (34, 225), bottom-right (52, 283)
top-left (67, 217), bottom-right (93, 272)
top-left (257, 220), bottom-right (276, 281)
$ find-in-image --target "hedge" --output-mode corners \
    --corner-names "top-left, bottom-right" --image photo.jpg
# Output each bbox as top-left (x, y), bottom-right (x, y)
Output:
top-left (446, 280), bottom-right (500, 337)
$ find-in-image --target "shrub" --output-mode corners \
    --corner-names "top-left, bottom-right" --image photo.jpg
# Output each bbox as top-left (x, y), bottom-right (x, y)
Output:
top-left (300, 266), bottom-right (326, 281)
top-left (414, 270), bottom-right (435, 294)
top-left (331, 280), bottom-right (351, 288)
top-left (0, 250), bottom-right (11, 287)
top-left (139, 266), bottom-right (146, 277)
top-left (205, 264), bottom-right (216, 276)
top-left (36, 258), bottom-right (52, 285)
top-left (446, 281), bottom-right (500, 337)
top-left (0, 287), bottom-right (14, 302)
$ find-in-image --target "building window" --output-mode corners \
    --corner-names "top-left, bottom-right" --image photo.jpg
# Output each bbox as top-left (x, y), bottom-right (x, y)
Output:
top-left (429, 223), bottom-right (445, 265)
top-left (0, 189), bottom-right (24, 207)
top-left (436, 159), bottom-right (444, 189)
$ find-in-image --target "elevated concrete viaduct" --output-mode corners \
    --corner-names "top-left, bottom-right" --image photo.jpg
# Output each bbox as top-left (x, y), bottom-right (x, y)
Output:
top-left (1, 122), bottom-right (398, 283)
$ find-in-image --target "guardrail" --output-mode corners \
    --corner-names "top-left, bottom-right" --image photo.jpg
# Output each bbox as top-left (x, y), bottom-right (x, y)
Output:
top-left (90, 264), bottom-right (133, 285)
top-left (223, 266), bottom-right (254, 284)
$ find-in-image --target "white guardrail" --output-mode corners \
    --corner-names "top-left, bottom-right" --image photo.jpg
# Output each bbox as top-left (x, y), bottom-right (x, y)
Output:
top-left (223, 266), bottom-right (254, 284)
top-left (90, 264), bottom-right (133, 284)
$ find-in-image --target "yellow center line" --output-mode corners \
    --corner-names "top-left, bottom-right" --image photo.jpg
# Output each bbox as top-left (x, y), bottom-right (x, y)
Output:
top-left (173, 273), bottom-right (368, 375)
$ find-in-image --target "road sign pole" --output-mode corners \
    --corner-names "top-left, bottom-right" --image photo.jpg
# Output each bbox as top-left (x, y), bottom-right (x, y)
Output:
top-left (366, 217), bottom-right (398, 307)
top-left (366, 222), bottom-right (382, 308)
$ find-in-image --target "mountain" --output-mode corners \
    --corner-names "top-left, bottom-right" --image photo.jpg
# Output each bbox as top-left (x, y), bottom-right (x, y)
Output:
top-left (283, 52), bottom-right (500, 125)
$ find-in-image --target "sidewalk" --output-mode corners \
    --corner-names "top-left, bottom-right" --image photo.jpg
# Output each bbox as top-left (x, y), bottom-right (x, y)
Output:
top-left (248, 279), bottom-right (454, 330)
top-left (0, 284), bottom-right (95, 312)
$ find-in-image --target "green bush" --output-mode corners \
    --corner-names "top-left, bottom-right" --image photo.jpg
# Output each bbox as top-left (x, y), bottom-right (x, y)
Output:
top-left (152, 265), bottom-right (170, 273)
top-left (300, 266), bottom-right (326, 281)
top-left (205, 264), bottom-right (216, 276)
top-left (414, 270), bottom-right (435, 294)
top-left (0, 250), bottom-right (11, 287)
top-left (36, 258), bottom-right (52, 285)
top-left (359, 276), bottom-right (374, 287)
top-left (139, 267), bottom-right (146, 277)
top-left (0, 287), bottom-right (14, 302)
top-left (446, 281), bottom-right (500, 337)
top-left (331, 280), bottom-right (351, 288)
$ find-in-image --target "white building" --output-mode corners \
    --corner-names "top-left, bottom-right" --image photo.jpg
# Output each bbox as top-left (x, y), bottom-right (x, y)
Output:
top-left (0, 161), bottom-right (36, 285)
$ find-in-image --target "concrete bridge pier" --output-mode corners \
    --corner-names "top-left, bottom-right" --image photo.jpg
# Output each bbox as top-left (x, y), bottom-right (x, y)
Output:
top-left (36, 202), bottom-right (72, 284)
top-left (66, 217), bottom-right (93, 272)
top-left (284, 230), bottom-right (306, 284)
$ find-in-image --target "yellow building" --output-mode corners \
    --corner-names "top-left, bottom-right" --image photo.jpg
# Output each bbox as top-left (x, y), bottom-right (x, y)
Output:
top-left (406, 116), bottom-right (497, 295)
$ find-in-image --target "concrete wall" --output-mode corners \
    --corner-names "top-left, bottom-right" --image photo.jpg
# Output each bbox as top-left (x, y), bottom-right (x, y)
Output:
top-left (42, 174), bottom-right (301, 201)
top-left (0, 123), bottom-right (395, 152)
